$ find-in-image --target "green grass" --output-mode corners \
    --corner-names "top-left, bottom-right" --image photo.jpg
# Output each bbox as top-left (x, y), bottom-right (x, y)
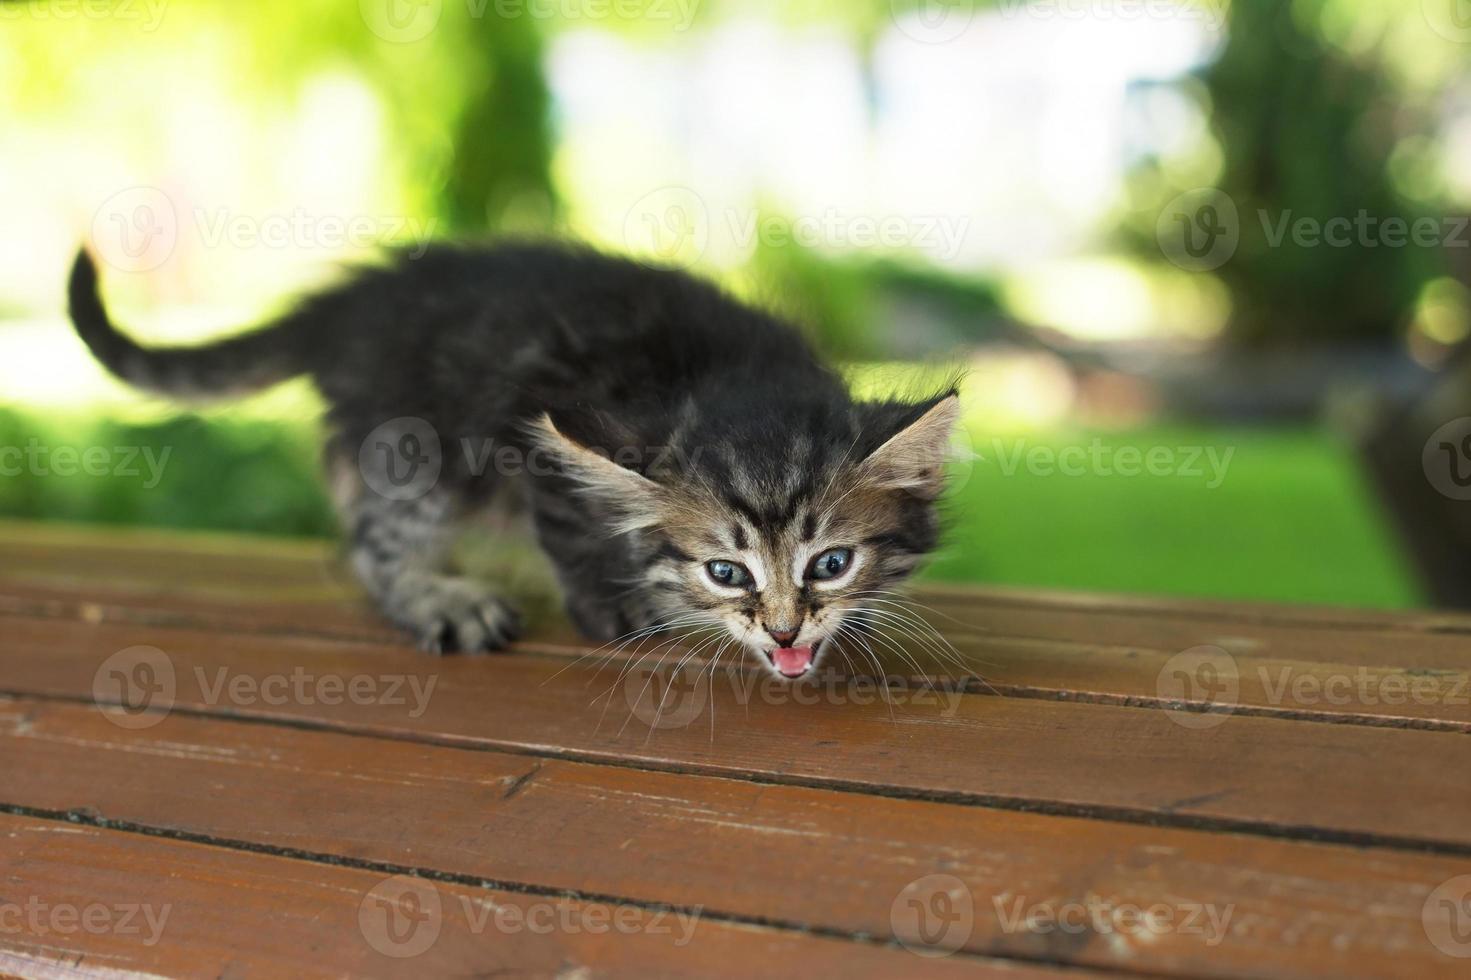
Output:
top-left (925, 425), bottom-right (1422, 608)
top-left (0, 408), bottom-right (1423, 609)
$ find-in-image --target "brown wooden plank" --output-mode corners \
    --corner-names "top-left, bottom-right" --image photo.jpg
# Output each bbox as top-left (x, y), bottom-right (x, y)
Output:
top-left (2, 616), bottom-right (1467, 850)
top-left (2, 696), bottom-right (1465, 978)
top-left (2, 525), bottom-right (1468, 730)
top-left (10, 518), bottom-right (1471, 635)
top-left (914, 578), bottom-right (1471, 632)
top-left (0, 813), bottom-right (1035, 979)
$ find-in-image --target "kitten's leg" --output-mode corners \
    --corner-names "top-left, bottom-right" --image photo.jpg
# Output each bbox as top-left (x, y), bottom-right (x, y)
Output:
top-left (333, 458), bottom-right (522, 653)
top-left (529, 492), bottom-right (640, 642)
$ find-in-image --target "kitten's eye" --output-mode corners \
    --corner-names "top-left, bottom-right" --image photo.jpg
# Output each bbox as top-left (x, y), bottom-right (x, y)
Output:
top-left (706, 559), bottom-right (753, 588)
top-left (808, 547), bottom-right (854, 581)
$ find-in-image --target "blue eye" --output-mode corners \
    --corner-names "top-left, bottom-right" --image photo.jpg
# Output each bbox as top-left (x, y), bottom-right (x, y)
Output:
top-left (706, 560), bottom-right (753, 588)
top-left (809, 548), bottom-right (853, 581)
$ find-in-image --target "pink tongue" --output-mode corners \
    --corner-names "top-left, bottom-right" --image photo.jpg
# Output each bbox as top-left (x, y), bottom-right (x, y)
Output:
top-left (772, 646), bottom-right (814, 677)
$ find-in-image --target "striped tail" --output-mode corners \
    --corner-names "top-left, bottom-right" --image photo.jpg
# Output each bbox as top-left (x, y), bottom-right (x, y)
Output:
top-left (67, 249), bottom-right (309, 400)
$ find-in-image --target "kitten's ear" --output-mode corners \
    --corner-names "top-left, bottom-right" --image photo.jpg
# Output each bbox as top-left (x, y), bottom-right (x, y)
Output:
top-left (857, 393), bottom-right (961, 499)
top-left (527, 413), bottom-right (663, 531)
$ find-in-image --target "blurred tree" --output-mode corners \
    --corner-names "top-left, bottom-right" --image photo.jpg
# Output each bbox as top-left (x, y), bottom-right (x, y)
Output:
top-left (1133, 0), bottom-right (1447, 347)
top-left (437, 16), bottom-right (557, 232)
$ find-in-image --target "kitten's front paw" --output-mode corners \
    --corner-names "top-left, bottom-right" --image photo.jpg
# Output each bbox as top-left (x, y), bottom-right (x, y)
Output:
top-left (388, 574), bottom-right (522, 654)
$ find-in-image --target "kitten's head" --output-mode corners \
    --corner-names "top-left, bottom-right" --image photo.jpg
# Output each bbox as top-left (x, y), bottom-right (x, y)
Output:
top-left (533, 389), bottom-right (960, 679)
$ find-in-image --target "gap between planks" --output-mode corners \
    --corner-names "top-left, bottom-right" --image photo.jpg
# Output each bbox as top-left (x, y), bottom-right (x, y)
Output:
top-left (5, 688), bottom-right (1469, 860)
top-left (1, 598), bottom-right (1466, 735)
top-left (0, 802), bottom-right (1154, 980)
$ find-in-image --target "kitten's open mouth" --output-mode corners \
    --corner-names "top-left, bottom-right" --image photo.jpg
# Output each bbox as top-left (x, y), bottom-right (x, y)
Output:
top-left (763, 639), bottom-right (823, 678)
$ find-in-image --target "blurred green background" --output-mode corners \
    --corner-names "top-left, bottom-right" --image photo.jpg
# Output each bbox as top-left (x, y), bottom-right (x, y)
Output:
top-left (3, 0), bottom-right (1468, 608)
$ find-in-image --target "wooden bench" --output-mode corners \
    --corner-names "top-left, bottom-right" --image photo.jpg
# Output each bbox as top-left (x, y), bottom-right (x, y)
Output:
top-left (0, 520), bottom-right (1468, 978)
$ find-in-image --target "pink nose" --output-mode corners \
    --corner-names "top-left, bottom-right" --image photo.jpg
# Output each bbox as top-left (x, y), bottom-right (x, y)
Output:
top-left (767, 627), bottom-right (799, 647)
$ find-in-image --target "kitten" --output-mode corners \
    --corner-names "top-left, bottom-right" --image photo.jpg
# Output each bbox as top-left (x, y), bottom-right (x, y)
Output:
top-left (67, 242), bottom-right (958, 679)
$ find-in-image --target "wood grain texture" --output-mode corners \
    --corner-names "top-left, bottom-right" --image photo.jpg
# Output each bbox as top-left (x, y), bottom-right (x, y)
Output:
top-left (3, 522), bottom-right (1468, 978)
top-left (2, 522), bottom-right (1466, 729)
top-left (0, 697), bottom-right (1464, 978)
top-left (0, 813), bottom-right (1044, 979)
top-left (2, 614), bottom-right (1468, 849)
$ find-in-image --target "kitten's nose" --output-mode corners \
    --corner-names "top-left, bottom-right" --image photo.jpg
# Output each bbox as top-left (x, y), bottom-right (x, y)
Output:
top-left (766, 626), bottom-right (800, 647)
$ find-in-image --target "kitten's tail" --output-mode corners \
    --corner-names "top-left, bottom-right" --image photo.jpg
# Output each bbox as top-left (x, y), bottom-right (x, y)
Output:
top-left (67, 249), bottom-right (310, 400)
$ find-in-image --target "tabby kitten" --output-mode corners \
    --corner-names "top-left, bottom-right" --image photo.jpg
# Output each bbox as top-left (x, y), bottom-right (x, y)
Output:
top-left (67, 243), bottom-right (958, 679)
